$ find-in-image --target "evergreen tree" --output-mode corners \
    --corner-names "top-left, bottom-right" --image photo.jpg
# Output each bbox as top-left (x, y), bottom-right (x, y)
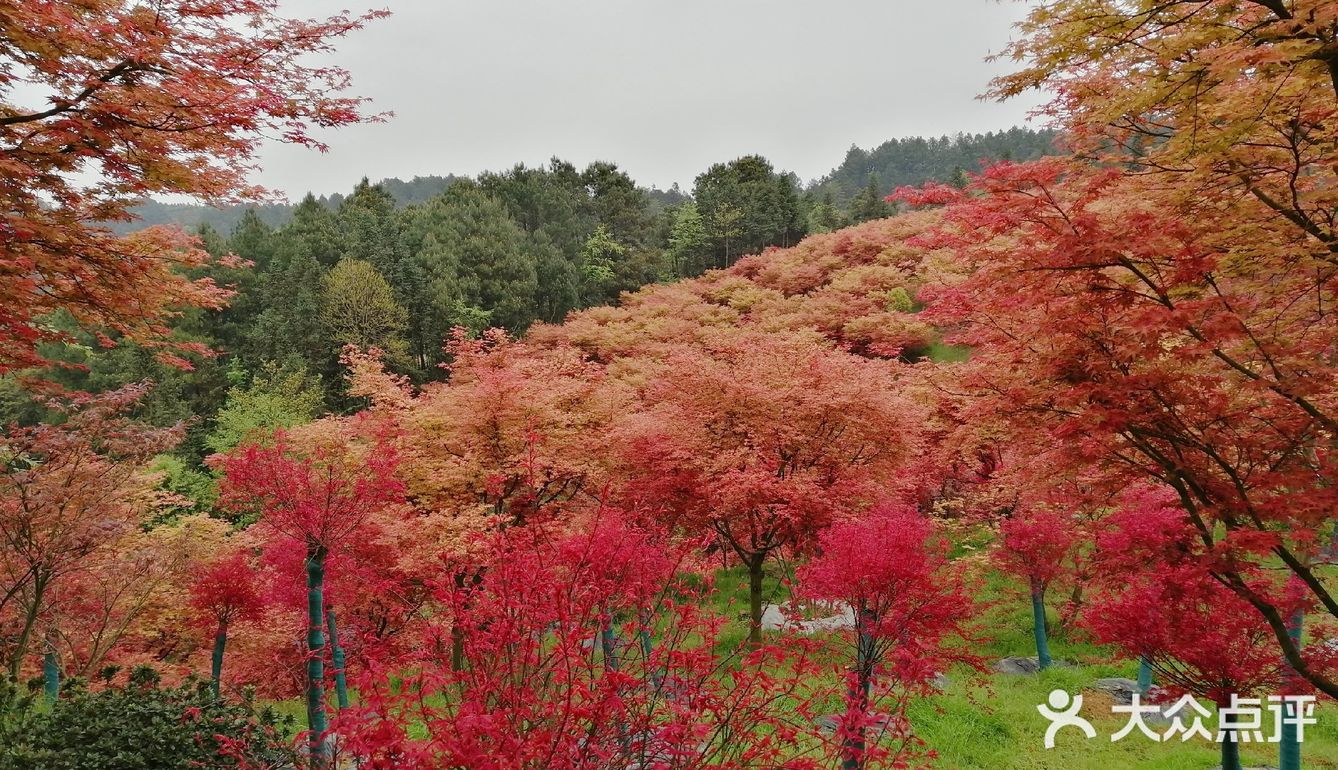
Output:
top-left (806, 190), bottom-right (847, 233)
top-left (227, 209), bottom-right (277, 270)
top-left (338, 179), bottom-right (420, 312)
top-left (578, 224), bottom-right (625, 306)
top-left (402, 183), bottom-right (537, 335)
top-left (284, 194), bottom-right (344, 267)
top-left (692, 155), bottom-right (807, 267)
top-left (531, 231), bottom-right (583, 325)
top-left (848, 175), bottom-right (894, 223)
top-left (245, 250), bottom-right (329, 375)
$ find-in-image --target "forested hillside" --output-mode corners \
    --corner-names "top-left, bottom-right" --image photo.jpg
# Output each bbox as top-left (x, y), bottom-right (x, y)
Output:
top-left (808, 127), bottom-right (1059, 206)
top-left (3, 133), bottom-right (1050, 464)
top-left (115, 128), bottom-right (1056, 236)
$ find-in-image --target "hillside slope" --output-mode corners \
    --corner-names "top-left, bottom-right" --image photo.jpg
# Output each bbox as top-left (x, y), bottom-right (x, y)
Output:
top-left (528, 209), bottom-right (945, 363)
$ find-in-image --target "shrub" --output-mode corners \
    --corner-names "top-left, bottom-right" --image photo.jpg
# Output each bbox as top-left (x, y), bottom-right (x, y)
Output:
top-left (0, 667), bottom-right (298, 770)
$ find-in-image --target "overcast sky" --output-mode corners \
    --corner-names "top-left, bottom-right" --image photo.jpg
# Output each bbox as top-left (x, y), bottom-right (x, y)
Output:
top-left (259, 0), bottom-right (1047, 198)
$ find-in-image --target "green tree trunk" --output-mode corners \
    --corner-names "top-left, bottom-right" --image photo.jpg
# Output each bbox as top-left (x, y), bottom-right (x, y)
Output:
top-left (600, 623), bottom-right (620, 671)
top-left (305, 545), bottom-right (329, 769)
top-left (1030, 579), bottom-right (1053, 670)
top-left (1280, 609), bottom-right (1304, 770)
top-left (326, 609), bottom-right (349, 711)
top-left (42, 640), bottom-right (59, 705)
top-left (210, 620), bottom-right (228, 700)
top-left (1136, 657), bottom-right (1153, 694)
top-left (1220, 728), bottom-right (1242, 770)
top-left (451, 571), bottom-right (467, 672)
top-left (638, 610), bottom-right (660, 688)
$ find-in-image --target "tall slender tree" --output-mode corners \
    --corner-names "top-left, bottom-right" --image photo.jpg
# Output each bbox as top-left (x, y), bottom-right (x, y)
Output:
top-left (214, 434), bottom-right (403, 767)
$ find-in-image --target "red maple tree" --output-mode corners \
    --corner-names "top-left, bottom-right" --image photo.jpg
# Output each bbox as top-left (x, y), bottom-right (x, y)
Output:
top-left (340, 513), bottom-right (825, 770)
top-left (214, 432), bottom-right (403, 767)
top-left (189, 549), bottom-right (266, 699)
top-left (0, 0), bottom-right (385, 373)
top-left (798, 503), bottom-right (980, 769)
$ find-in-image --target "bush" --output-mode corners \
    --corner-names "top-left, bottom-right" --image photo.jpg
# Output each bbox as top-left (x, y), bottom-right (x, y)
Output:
top-left (0, 667), bottom-right (298, 770)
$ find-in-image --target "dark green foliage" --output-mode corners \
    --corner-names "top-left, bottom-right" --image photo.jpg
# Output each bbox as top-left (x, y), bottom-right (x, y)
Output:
top-left (283, 195), bottom-right (344, 268)
top-left (805, 190), bottom-right (848, 234)
top-left (245, 249), bottom-right (330, 375)
top-left (226, 210), bottom-right (278, 272)
top-left (5, 314), bottom-right (230, 459)
top-left (692, 155), bottom-right (807, 268)
top-left (811, 127), bottom-right (1060, 208)
top-left (401, 181), bottom-right (535, 347)
top-left (338, 180), bottom-right (419, 305)
top-left (0, 669), bottom-right (298, 770)
top-left (848, 174), bottom-right (895, 224)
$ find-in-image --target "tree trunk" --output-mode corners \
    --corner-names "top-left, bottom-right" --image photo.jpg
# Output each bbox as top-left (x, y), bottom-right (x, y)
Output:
top-left (600, 623), bottom-right (620, 671)
top-left (326, 609), bottom-right (349, 711)
top-left (9, 575), bottom-right (46, 679)
top-left (638, 610), bottom-right (660, 688)
top-left (1030, 578), bottom-right (1053, 670)
top-left (210, 620), bottom-right (228, 700)
top-left (450, 570), bottom-right (470, 672)
top-left (1280, 608), bottom-right (1304, 770)
top-left (1220, 728), bottom-right (1242, 770)
top-left (843, 608), bottom-right (877, 770)
top-left (42, 635), bottom-right (59, 705)
top-left (747, 557), bottom-right (765, 647)
top-left (305, 545), bottom-right (329, 769)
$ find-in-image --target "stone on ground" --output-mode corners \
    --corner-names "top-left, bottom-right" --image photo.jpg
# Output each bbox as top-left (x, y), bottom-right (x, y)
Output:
top-left (760, 602), bottom-right (856, 633)
top-left (993, 656), bottom-right (1075, 674)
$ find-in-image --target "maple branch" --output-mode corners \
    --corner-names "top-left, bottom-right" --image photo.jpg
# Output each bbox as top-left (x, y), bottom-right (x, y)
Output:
top-left (1239, 175), bottom-right (1338, 256)
top-left (1216, 570), bottom-right (1338, 700)
top-left (1242, 0), bottom-right (1291, 20)
top-left (1108, 250), bottom-right (1338, 434)
top-left (0, 60), bottom-right (142, 127)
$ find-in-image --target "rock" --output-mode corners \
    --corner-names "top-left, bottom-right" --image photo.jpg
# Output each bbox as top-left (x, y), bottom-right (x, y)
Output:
top-left (814, 714), bottom-right (842, 733)
top-left (814, 713), bottom-right (912, 740)
top-left (759, 604), bottom-right (789, 631)
top-left (1092, 677), bottom-right (1140, 704)
top-left (994, 656), bottom-right (1040, 674)
top-left (993, 656), bottom-right (1074, 674)
top-left (931, 672), bottom-right (951, 691)
top-left (759, 603), bottom-right (856, 633)
top-left (1142, 707), bottom-right (1174, 728)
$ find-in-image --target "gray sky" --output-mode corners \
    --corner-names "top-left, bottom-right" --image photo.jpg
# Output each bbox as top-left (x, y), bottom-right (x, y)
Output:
top-left (259, 0), bottom-right (1046, 198)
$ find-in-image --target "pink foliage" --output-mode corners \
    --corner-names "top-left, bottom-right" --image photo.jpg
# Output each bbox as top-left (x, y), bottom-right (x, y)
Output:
top-left (338, 513), bottom-right (828, 770)
top-left (993, 508), bottom-right (1079, 590)
top-left (189, 550), bottom-right (265, 630)
top-left (213, 433), bottom-right (403, 552)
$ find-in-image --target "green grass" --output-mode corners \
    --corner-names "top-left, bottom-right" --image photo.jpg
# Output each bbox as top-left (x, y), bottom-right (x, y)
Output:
top-left (925, 339), bottom-right (971, 363)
